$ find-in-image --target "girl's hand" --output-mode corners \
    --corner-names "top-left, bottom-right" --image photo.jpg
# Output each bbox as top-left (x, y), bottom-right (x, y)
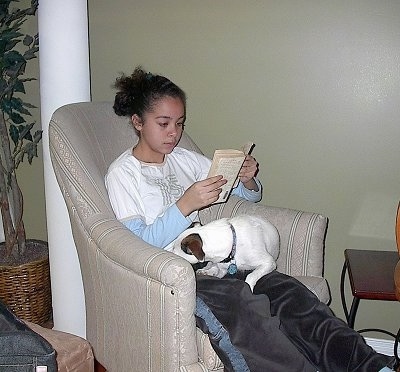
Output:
top-left (177, 175), bottom-right (227, 216)
top-left (238, 155), bottom-right (259, 188)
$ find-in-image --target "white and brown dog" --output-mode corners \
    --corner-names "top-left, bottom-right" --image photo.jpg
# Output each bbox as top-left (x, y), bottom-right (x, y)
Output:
top-left (167, 215), bottom-right (280, 291)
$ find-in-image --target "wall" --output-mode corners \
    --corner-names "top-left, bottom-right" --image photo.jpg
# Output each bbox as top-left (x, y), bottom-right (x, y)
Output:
top-left (85, 1), bottom-right (400, 336)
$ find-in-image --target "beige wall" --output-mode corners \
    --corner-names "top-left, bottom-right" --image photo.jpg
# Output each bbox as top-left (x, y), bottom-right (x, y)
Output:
top-left (87, 0), bottom-right (400, 335)
top-left (24, 0), bottom-right (400, 337)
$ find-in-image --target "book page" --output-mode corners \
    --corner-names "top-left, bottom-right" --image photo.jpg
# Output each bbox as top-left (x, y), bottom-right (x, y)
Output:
top-left (207, 142), bottom-right (255, 203)
top-left (208, 153), bottom-right (246, 203)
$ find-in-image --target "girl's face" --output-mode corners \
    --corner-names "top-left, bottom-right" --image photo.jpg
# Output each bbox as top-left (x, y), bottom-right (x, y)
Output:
top-left (132, 96), bottom-right (186, 163)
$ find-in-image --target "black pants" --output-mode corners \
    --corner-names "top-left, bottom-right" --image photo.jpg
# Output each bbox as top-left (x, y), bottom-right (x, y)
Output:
top-left (196, 271), bottom-right (392, 372)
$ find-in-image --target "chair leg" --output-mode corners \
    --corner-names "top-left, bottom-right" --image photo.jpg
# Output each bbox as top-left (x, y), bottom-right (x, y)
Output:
top-left (394, 327), bottom-right (400, 371)
top-left (95, 359), bottom-right (106, 372)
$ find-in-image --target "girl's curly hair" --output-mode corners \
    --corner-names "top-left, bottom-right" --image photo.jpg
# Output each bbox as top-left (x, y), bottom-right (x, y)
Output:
top-left (113, 66), bottom-right (186, 119)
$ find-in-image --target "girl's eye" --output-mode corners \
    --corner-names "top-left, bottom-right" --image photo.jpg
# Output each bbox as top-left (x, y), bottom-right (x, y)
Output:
top-left (159, 123), bottom-right (168, 127)
top-left (177, 122), bottom-right (185, 128)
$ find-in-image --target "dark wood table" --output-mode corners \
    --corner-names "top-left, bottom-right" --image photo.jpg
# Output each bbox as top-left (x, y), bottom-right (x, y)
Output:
top-left (340, 249), bottom-right (398, 337)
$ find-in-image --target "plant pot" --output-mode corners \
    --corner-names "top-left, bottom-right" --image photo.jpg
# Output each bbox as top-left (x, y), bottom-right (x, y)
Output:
top-left (0, 239), bottom-right (52, 325)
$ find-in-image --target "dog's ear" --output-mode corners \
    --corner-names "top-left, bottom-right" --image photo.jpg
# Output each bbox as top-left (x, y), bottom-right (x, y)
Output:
top-left (181, 234), bottom-right (205, 261)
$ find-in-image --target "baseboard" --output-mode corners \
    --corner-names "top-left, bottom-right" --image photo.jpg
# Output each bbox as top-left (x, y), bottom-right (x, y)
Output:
top-left (365, 337), bottom-right (395, 356)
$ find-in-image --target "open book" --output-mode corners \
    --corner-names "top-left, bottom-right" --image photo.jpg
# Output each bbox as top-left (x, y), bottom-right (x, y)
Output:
top-left (207, 141), bottom-right (254, 204)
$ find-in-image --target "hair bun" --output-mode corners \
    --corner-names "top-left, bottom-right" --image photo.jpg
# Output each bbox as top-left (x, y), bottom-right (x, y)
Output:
top-left (113, 66), bottom-right (186, 119)
top-left (113, 91), bottom-right (134, 116)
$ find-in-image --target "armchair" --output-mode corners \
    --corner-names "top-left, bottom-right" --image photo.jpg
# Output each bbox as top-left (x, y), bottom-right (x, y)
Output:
top-left (48, 101), bottom-right (330, 372)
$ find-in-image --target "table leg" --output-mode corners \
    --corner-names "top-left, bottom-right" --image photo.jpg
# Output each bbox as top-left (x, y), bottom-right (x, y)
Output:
top-left (395, 327), bottom-right (400, 368)
top-left (340, 260), bottom-right (360, 328)
top-left (340, 261), bottom-right (350, 324)
top-left (348, 297), bottom-right (360, 329)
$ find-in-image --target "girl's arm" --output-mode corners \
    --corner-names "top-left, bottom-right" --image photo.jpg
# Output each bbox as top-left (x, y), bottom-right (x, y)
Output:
top-left (231, 154), bottom-right (262, 202)
top-left (122, 203), bottom-right (193, 249)
top-left (232, 178), bottom-right (262, 202)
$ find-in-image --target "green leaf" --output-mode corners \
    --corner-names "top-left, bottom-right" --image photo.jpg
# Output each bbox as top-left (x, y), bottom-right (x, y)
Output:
top-left (0, 39), bottom-right (6, 54)
top-left (12, 80), bottom-right (25, 93)
top-left (3, 50), bottom-right (25, 68)
top-left (26, 142), bottom-right (38, 164)
top-left (4, 97), bottom-right (32, 116)
top-left (9, 111), bottom-right (25, 124)
top-left (1, 98), bottom-right (13, 114)
top-left (23, 35), bottom-right (33, 46)
top-left (15, 103), bottom-right (31, 116)
top-left (23, 101), bottom-right (35, 109)
top-left (23, 47), bottom-right (38, 60)
top-left (19, 122), bottom-right (34, 141)
top-left (3, 50), bottom-right (26, 78)
top-left (9, 124), bottom-right (19, 145)
top-left (0, 80), bottom-right (6, 95)
top-left (1, 30), bottom-right (24, 43)
top-left (33, 129), bottom-right (42, 143)
top-left (4, 39), bottom-right (19, 52)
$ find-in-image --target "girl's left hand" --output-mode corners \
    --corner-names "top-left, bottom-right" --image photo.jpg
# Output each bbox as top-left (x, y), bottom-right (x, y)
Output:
top-left (238, 155), bottom-right (258, 185)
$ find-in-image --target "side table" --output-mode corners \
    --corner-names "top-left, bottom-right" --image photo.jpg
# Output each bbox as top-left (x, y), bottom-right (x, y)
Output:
top-left (340, 249), bottom-right (398, 335)
top-left (340, 249), bottom-right (400, 365)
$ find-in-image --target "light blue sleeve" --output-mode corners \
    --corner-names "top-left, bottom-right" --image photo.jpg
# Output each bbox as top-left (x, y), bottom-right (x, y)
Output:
top-left (122, 203), bottom-right (193, 249)
top-left (231, 178), bottom-right (262, 203)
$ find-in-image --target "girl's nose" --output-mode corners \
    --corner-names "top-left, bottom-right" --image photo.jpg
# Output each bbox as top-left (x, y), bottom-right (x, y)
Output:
top-left (168, 124), bottom-right (179, 136)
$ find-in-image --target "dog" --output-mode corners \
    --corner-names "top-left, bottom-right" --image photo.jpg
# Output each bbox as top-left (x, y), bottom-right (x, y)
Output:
top-left (166, 215), bottom-right (280, 291)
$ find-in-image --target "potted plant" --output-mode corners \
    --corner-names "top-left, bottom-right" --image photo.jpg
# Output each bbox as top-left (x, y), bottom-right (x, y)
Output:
top-left (0, 0), bottom-right (51, 325)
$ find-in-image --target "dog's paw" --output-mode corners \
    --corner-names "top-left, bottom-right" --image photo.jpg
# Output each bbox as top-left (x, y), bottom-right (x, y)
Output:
top-left (245, 263), bottom-right (277, 292)
top-left (245, 278), bottom-right (256, 292)
top-left (197, 263), bottom-right (226, 278)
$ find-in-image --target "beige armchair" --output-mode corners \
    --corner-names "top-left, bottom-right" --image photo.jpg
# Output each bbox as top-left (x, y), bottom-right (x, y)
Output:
top-left (48, 101), bottom-right (330, 372)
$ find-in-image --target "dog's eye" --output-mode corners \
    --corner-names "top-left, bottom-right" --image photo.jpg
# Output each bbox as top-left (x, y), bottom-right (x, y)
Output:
top-left (181, 243), bottom-right (193, 255)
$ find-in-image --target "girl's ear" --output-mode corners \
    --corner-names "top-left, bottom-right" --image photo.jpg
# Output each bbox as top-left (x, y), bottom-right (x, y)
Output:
top-left (132, 114), bottom-right (143, 131)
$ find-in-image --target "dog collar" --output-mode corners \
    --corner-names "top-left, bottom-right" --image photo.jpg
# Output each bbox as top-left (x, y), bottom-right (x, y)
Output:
top-left (221, 223), bottom-right (237, 274)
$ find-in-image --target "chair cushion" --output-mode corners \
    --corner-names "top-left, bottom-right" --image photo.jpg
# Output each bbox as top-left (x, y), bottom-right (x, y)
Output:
top-left (294, 275), bottom-right (331, 304)
top-left (25, 321), bottom-right (94, 372)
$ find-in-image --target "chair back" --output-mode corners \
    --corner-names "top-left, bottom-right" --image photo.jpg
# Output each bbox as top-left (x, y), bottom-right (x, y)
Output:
top-left (49, 101), bottom-right (203, 220)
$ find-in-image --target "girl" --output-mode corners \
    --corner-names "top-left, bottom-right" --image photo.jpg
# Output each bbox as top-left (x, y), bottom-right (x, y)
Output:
top-left (105, 66), bottom-right (396, 372)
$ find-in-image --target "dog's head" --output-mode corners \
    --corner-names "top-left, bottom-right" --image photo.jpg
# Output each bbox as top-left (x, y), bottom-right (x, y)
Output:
top-left (169, 218), bottom-right (233, 264)
top-left (180, 233), bottom-right (205, 262)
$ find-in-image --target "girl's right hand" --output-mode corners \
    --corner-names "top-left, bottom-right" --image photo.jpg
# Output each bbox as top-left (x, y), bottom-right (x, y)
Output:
top-left (176, 175), bottom-right (227, 216)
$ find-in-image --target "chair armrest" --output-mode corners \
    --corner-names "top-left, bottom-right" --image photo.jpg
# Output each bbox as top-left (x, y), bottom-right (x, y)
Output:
top-left (70, 211), bottom-right (200, 371)
top-left (199, 196), bottom-right (328, 277)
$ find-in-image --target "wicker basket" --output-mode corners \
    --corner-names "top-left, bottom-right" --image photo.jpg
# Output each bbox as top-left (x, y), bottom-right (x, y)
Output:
top-left (0, 240), bottom-right (52, 325)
